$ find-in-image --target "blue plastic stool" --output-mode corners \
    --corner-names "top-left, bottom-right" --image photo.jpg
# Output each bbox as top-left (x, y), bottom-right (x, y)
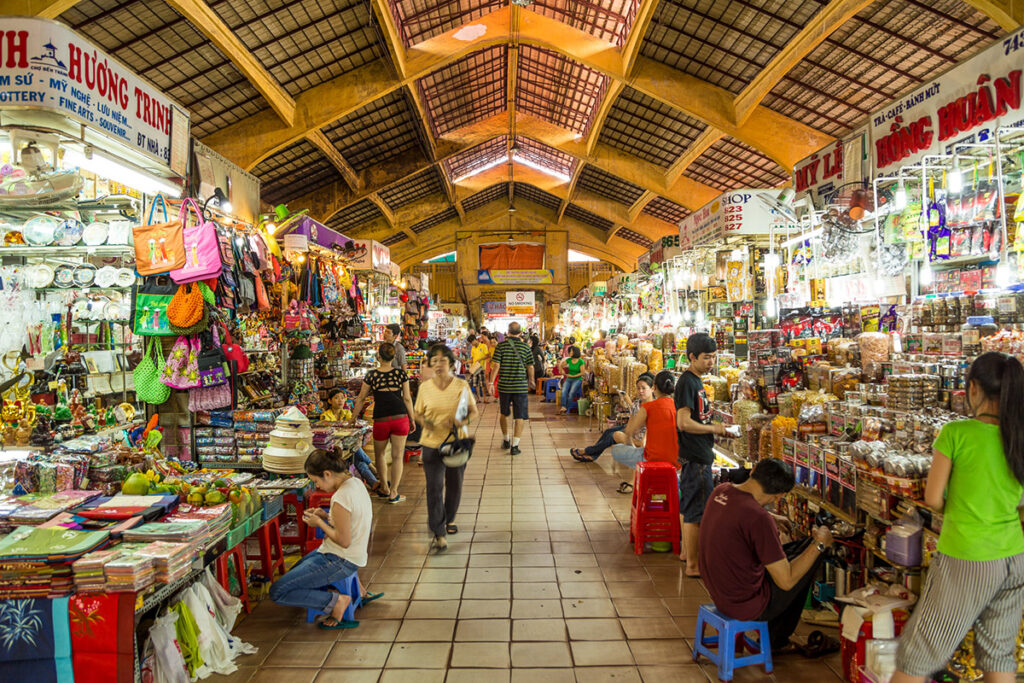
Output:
top-left (304, 571), bottom-right (362, 623)
top-left (543, 378), bottom-right (560, 402)
top-left (693, 604), bottom-right (772, 681)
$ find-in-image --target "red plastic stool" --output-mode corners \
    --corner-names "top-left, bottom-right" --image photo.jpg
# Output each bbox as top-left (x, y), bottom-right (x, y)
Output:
top-left (247, 515), bottom-right (285, 580)
top-left (403, 445), bottom-right (421, 463)
top-left (216, 545), bottom-right (251, 613)
top-left (629, 461), bottom-right (681, 555)
top-left (281, 492), bottom-right (307, 547)
top-left (302, 490), bottom-right (333, 555)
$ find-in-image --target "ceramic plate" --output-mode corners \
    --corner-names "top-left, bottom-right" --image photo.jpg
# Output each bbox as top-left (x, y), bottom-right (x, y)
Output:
top-left (55, 219), bottom-right (83, 246)
top-left (115, 268), bottom-right (136, 288)
top-left (94, 265), bottom-right (118, 288)
top-left (71, 298), bottom-right (91, 318)
top-left (103, 300), bottom-right (124, 320)
top-left (53, 264), bottom-right (75, 288)
top-left (82, 222), bottom-right (108, 246)
top-left (72, 264), bottom-right (96, 287)
top-left (23, 216), bottom-right (59, 246)
top-left (30, 263), bottom-right (54, 288)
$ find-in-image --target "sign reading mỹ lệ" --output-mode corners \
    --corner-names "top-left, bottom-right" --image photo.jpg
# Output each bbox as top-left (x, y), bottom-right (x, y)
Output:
top-left (869, 25), bottom-right (1024, 174)
top-left (792, 127), bottom-right (869, 210)
top-left (678, 190), bottom-right (792, 250)
top-left (0, 18), bottom-right (189, 170)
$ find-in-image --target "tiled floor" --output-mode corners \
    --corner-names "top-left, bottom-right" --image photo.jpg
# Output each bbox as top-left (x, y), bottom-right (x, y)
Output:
top-left (217, 396), bottom-right (845, 682)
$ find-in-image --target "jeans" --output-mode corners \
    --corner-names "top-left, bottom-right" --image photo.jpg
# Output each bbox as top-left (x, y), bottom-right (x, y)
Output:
top-left (584, 426), bottom-right (624, 457)
top-left (269, 550), bottom-right (358, 615)
top-left (757, 538), bottom-right (825, 648)
top-left (421, 446), bottom-right (465, 538)
top-left (561, 377), bottom-right (582, 409)
top-left (350, 448), bottom-right (377, 485)
top-left (611, 443), bottom-right (644, 469)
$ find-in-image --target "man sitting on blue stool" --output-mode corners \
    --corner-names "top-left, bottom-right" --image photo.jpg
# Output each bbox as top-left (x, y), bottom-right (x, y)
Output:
top-left (699, 459), bottom-right (834, 651)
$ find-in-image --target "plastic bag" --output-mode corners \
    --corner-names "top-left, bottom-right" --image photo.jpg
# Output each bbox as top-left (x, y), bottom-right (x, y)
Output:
top-left (200, 566), bottom-right (242, 630)
top-left (184, 583), bottom-right (256, 676)
top-left (148, 611), bottom-right (190, 683)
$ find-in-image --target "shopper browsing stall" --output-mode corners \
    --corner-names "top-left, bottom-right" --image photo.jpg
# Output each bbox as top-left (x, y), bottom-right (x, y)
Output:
top-left (490, 323), bottom-right (535, 456)
top-left (269, 449), bottom-right (382, 629)
top-left (320, 389), bottom-right (384, 496)
top-left (557, 346), bottom-right (586, 414)
top-left (530, 334), bottom-right (546, 380)
top-left (415, 343), bottom-right (479, 553)
top-left (700, 458), bottom-right (834, 651)
top-left (570, 373), bottom-right (655, 463)
top-left (351, 342), bottom-right (417, 504)
top-left (609, 371), bottom-right (679, 494)
top-left (676, 332), bottom-right (736, 577)
top-left (592, 330), bottom-right (608, 349)
top-left (892, 352), bottom-right (1024, 683)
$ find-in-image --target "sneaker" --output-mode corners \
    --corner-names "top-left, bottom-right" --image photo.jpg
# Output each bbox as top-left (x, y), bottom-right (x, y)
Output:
top-left (388, 494), bottom-right (406, 504)
top-left (510, 446), bottom-right (521, 456)
top-left (501, 439), bottom-right (510, 449)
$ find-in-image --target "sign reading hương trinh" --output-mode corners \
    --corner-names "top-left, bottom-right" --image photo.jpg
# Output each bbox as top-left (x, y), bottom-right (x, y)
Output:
top-left (869, 25), bottom-right (1024, 174)
top-left (0, 18), bottom-right (189, 170)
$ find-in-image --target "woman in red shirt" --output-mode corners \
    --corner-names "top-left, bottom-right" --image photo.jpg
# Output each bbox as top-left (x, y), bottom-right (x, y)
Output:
top-left (610, 370), bottom-right (680, 493)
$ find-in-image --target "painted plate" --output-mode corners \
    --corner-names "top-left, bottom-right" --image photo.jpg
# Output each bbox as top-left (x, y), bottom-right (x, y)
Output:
top-left (55, 219), bottom-right (84, 246)
top-left (23, 216), bottom-right (59, 246)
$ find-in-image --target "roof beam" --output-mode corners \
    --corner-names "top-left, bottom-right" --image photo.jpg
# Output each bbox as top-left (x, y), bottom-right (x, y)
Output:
top-left (605, 226), bottom-right (621, 245)
top-left (585, 81), bottom-right (622, 157)
top-left (438, 166), bottom-right (464, 222)
top-left (201, 6), bottom-right (830, 175)
top-left (407, 85), bottom-right (438, 161)
top-left (622, 0), bottom-right (663, 77)
top-left (0, 0), bottom-right (78, 17)
top-left (306, 131), bottom-right (363, 192)
top-left (628, 190), bottom-right (656, 222)
top-left (962, 0), bottom-right (1024, 30)
top-left (733, 0), bottom-right (875, 126)
top-left (162, 0), bottom-right (296, 126)
top-left (557, 163), bottom-right (584, 223)
top-left (369, 0), bottom-right (408, 78)
top-left (665, 128), bottom-right (724, 186)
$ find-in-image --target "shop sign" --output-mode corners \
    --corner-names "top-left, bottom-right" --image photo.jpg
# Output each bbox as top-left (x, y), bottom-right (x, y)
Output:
top-left (483, 300), bottom-right (506, 315)
top-left (591, 281), bottom-right (607, 297)
top-left (870, 26), bottom-right (1024, 173)
top-left (792, 129), bottom-right (870, 210)
top-left (477, 269), bottom-right (554, 284)
top-left (506, 291), bottom-right (535, 315)
top-left (351, 239), bottom-right (390, 273)
top-left (679, 190), bottom-right (788, 250)
top-left (0, 18), bottom-right (189, 170)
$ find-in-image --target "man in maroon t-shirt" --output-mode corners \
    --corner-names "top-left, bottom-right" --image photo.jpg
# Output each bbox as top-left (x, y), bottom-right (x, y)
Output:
top-left (699, 459), bottom-right (834, 650)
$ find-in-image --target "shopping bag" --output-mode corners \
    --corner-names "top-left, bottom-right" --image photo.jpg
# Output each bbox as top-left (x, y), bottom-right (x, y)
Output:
top-left (133, 195), bottom-right (186, 275)
top-left (167, 283), bottom-right (204, 328)
top-left (134, 337), bottom-right (171, 405)
top-left (131, 274), bottom-right (178, 336)
top-left (170, 199), bottom-right (223, 284)
top-left (160, 335), bottom-right (200, 389)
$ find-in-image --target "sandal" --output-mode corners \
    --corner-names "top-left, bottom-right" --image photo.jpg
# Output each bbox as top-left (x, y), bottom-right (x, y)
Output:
top-left (361, 591), bottom-right (385, 605)
top-left (432, 536), bottom-right (448, 552)
top-left (616, 481), bottom-right (633, 494)
top-left (318, 617), bottom-right (360, 630)
top-left (570, 449), bottom-right (588, 462)
top-left (446, 524), bottom-right (458, 535)
top-left (801, 630), bottom-right (840, 658)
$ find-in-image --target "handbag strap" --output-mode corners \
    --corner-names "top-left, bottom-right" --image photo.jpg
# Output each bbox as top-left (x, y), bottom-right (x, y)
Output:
top-left (178, 198), bottom-right (204, 227)
top-left (147, 195), bottom-right (168, 225)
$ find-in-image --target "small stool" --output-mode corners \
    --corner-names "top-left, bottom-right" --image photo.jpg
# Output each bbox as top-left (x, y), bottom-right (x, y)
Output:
top-left (629, 461), bottom-right (681, 555)
top-left (281, 492), bottom-right (307, 547)
top-left (543, 378), bottom-right (560, 402)
top-left (403, 444), bottom-right (421, 464)
top-left (304, 571), bottom-right (362, 623)
top-left (215, 545), bottom-right (251, 614)
top-left (248, 514), bottom-right (285, 580)
top-left (693, 604), bottom-right (772, 681)
top-left (302, 490), bottom-right (333, 555)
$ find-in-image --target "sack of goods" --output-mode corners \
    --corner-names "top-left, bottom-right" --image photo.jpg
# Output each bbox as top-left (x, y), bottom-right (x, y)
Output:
top-left (261, 406), bottom-right (314, 473)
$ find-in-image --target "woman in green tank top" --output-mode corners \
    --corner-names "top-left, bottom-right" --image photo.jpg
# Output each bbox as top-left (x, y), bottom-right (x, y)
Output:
top-left (558, 346), bottom-right (587, 414)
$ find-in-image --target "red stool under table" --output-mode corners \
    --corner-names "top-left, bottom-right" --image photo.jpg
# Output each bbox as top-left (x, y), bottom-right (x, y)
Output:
top-left (216, 545), bottom-right (251, 613)
top-left (247, 515), bottom-right (285, 580)
top-left (404, 445), bottom-right (421, 464)
top-left (302, 490), bottom-right (333, 555)
top-left (281, 492), bottom-right (307, 548)
top-left (629, 461), bottom-right (681, 555)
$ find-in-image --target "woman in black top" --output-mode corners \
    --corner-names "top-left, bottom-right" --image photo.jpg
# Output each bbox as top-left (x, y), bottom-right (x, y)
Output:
top-left (352, 342), bottom-right (417, 504)
top-left (530, 334), bottom-right (546, 379)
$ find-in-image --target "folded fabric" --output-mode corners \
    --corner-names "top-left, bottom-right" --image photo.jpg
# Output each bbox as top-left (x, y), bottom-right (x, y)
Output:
top-left (0, 597), bottom-right (73, 683)
top-left (68, 592), bottom-right (134, 683)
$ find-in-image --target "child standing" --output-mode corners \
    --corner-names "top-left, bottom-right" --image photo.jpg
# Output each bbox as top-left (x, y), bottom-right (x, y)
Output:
top-left (269, 449), bottom-right (382, 629)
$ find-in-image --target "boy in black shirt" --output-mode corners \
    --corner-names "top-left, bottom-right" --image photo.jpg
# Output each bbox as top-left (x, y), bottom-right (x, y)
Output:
top-left (675, 333), bottom-right (736, 577)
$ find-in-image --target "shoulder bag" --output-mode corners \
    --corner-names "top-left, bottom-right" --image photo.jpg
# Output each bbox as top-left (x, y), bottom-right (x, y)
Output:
top-left (170, 199), bottom-right (224, 284)
top-left (134, 195), bottom-right (186, 275)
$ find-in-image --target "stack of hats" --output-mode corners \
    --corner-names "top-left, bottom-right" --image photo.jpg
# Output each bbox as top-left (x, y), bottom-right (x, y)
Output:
top-left (261, 406), bottom-right (314, 473)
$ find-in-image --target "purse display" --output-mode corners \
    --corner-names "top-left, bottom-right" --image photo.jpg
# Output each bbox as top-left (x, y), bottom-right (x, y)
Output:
top-left (134, 195), bottom-right (186, 275)
top-left (170, 199), bottom-right (223, 284)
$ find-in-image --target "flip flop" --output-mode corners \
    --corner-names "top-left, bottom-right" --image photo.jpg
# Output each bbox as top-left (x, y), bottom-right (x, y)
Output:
top-left (616, 482), bottom-right (633, 494)
top-left (446, 524), bottom-right (459, 534)
top-left (318, 618), bottom-right (360, 630)
top-left (361, 591), bottom-right (385, 605)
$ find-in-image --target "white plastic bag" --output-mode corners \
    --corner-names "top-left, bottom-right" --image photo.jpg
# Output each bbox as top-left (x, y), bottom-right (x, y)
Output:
top-left (184, 583), bottom-right (256, 677)
top-left (200, 566), bottom-right (242, 630)
top-left (149, 611), bottom-right (190, 683)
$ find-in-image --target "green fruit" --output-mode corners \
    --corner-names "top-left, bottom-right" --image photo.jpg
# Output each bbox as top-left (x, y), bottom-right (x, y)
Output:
top-left (212, 478), bottom-right (230, 488)
top-left (122, 472), bottom-right (151, 496)
top-left (205, 490), bottom-right (227, 505)
top-left (187, 492), bottom-right (204, 507)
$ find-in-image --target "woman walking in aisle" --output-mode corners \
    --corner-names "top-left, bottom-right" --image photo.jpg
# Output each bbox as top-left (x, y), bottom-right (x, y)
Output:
top-left (892, 352), bottom-right (1024, 683)
top-left (351, 342), bottom-right (417, 504)
top-left (558, 345), bottom-right (587, 415)
top-left (571, 373), bottom-right (655, 462)
top-left (609, 371), bottom-right (679, 494)
top-left (415, 343), bottom-right (479, 553)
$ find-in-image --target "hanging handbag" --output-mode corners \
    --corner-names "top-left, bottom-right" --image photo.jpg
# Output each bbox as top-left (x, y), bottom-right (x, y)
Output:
top-left (167, 283), bottom-right (204, 328)
top-left (170, 199), bottom-right (224, 283)
top-left (131, 274), bottom-right (178, 336)
top-left (197, 328), bottom-right (228, 387)
top-left (160, 335), bottom-right (200, 389)
top-left (169, 304), bottom-right (209, 335)
top-left (188, 379), bottom-right (233, 411)
top-left (134, 337), bottom-right (171, 405)
top-left (134, 195), bottom-right (186, 275)
top-left (220, 327), bottom-right (249, 373)
top-left (253, 275), bottom-right (271, 312)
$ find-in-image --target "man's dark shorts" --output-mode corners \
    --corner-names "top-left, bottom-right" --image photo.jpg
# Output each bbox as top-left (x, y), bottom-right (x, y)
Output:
top-left (499, 392), bottom-right (529, 420)
top-left (679, 461), bottom-right (713, 523)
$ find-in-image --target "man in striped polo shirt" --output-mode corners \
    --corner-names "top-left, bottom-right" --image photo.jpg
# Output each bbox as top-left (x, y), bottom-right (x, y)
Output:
top-left (489, 322), bottom-right (535, 456)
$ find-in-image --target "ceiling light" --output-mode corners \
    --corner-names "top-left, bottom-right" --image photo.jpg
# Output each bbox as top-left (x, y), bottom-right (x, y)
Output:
top-left (453, 24), bottom-right (487, 41)
top-left (63, 146), bottom-right (181, 196)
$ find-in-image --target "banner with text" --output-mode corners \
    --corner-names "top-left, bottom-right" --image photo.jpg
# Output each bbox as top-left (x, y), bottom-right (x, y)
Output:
top-left (477, 269), bottom-right (554, 285)
top-left (0, 18), bottom-right (189, 170)
top-left (792, 127), bottom-right (869, 209)
top-left (505, 291), bottom-right (536, 315)
top-left (870, 26), bottom-right (1024, 174)
top-left (679, 189), bottom-right (793, 250)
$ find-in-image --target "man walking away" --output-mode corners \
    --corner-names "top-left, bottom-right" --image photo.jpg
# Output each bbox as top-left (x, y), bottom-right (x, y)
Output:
top-left (384, 324), bottom-right (407, 371)
top-left (489, 322), bottom-right (535, 456)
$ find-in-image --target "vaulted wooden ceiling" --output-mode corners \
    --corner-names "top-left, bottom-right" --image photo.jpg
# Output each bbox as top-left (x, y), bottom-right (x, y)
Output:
top-left (11, 0), bottom-right (1008, 265)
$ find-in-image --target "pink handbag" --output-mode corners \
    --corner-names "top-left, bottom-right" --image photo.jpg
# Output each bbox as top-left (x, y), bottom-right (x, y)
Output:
top-left (171, 199), bottom-right (223, 284)
top-left (160, 335), bottom-right (200, 389)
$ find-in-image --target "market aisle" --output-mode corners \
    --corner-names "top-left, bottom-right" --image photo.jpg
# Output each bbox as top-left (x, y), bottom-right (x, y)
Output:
top-left (219, 396), bottom-right (844, 683)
